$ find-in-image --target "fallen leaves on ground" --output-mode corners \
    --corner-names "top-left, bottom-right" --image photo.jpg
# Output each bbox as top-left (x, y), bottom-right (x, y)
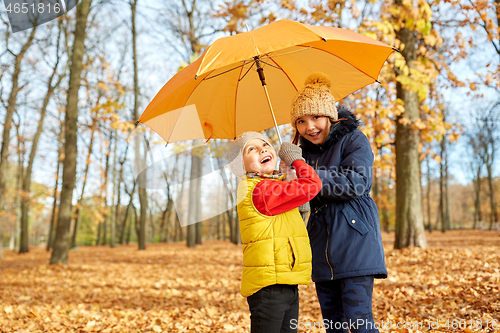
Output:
top-left (0, 230), bottom-right (499, 333)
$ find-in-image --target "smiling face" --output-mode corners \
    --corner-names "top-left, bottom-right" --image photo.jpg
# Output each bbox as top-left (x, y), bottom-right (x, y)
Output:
top-left (296, 115), bottom-right (332, 145)
top-left (242, 139), bottom-right (277, 174)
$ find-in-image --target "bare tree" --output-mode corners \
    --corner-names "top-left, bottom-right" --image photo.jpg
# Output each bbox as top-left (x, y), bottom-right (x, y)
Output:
top-left (130, 0), bottom-right (147, 250)
top-left (0, 24), bottom-right (38, 259)
top-left (465, 104), bottom-right (500, 230)
top-left (116, 145), bottom-right (130, 245)
top-left (110, 129), bottom-right (118, 248)
top-left (439, 111), bottom-right (451, 232)
top-left (100, 130), bottom-right (113, 245)
top-left (187, 141), bottom-right (204, 248)
top-left (50, 0), bottom-right (93, 265)
top-left (478, 104), bottom-right (500, 230)
top-left (70, 93), bottom-right (100, 249)
top-left (120, 181), bottom-right (136, 245)
top-left (47, 111), bottom-right (64, 251)
top-left (425, 148), bottom-right (433, 232)
top-left (19, 22), bottom-right (68, 253)
top-left (466, 131), bottom-right (484, 229)
top-left (156, 0), bottom-right (223, 247)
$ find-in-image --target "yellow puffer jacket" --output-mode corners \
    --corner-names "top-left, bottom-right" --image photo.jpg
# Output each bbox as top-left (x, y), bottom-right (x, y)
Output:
top-left (237, 177), bottom-right (312, 297)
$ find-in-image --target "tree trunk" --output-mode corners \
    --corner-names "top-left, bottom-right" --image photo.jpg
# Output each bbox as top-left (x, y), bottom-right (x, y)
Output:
top-left (127, 206), bottom-right (136, 245)
top-left (110, 129), bottom-right (118, 248)
top-left (187, 225), bottom-right (196, 247)
top-left (217, 157), bottom-right (235, 241)
top-left (231, 176), bottom-right (241, 245)
top-left (115, 146), bottom-right (128, 244)
top-left (196, 220), bottom-right (203, 244)
top-left (130, 0), bottom-right (147, 251)
top-left (487, 164), bottom-right (497, 230)
top-left (383, 207), bottom-right (390, 233)
top-left (232, 209), bottom-right (241, 245)
top-left (439, 142), bottom-right (444, 232)
top-left (160, 198), bottom-right (174, 242)
top-left (71, 108), bottom-right (98, 249)
top-left (101, 131), bottom-right (112, 246)
top-left (120, 182), bottom-right (136, 244)
top-left (495, 0), bottom-right (500, 60)
top-left (161, 154), bottom-right (179, 242)
top-left (50, 0), bottom-right (93, 265)
top-left (16, 125), bottom-right (26, 252)
top-left (440, 136), bottom-right (451, 232)
top-left (187, 141), bottom-right (204, 248)
top-left (152, 209), bottom-right (156, 243)
top-left (444, 137), bottom-right (451, 230)
top-left (217, 183), bottom-right (222, 240)
top-left (426, 155), bottom-right (432, 232)
top-left (394, 26), bottom-right (428, 249)
top-left (372, 151), bottom-right (380, 223)
top-left (174, 216), bottom-right (180, 242)
top-left (0, 27), bottom-right (37, 258)
top-left (174, 157), bottom-right (188, 242)
top-left (473, 167), bottom-right (482, 229)
top-left (48, 118), bottom-right (64, 251)
top-left (19, 26), bottom-right (66, 253)
top-left (0, 230), bottom-right (3, 259)
top-left (138, 187), bottom-right (147, 249)
top-left (159, 204), bottom-right (168, 242)
top-left (95, 222), bottom-right (101, 246)
top-left (125, 211), bottom-right (132, 244)
top-left (134, 205), bottom-right (139, 242)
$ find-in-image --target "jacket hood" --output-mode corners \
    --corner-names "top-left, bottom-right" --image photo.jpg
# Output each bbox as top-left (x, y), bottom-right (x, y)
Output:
top-left (299, 106), bottom-right (361, 152)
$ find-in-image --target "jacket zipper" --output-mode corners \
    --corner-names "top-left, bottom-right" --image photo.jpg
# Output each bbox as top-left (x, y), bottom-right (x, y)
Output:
top-left (315, 152), bottom-right (323, 204)
top-left (325, 223), bottom-right (334, 280)
top-left (314, 149), bottom-right (334, 280)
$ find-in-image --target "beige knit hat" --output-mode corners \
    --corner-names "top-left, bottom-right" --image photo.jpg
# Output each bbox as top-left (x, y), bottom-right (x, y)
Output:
top-left (227, 131), bottom-right (273, 177)
top-left (290, 72), bottom-right (338, 128)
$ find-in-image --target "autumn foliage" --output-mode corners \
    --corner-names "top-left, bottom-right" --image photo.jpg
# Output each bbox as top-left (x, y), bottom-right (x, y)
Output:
top-left (1, 230), bottom-right (499, 332)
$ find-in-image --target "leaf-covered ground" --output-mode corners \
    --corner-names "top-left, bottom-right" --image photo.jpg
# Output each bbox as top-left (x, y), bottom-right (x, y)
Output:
top-left (1, 230), bottom-right (499, 333)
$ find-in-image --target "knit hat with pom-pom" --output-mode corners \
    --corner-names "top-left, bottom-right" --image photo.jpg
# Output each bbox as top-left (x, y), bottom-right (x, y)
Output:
top-left (227, 131), bottom-right (273, 177)
top-left (290, 72), bottom-right (338, 128)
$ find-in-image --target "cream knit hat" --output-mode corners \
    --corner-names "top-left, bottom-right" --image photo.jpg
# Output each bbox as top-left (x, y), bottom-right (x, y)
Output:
top-left (227, 131), bottom-right (273, 177)
top-left (290, 72), bottom-right (338, 128)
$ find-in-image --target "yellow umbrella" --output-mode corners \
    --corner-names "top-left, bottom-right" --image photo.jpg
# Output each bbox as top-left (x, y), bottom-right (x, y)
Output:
top-left (137, 19), bottom-right (394, 144)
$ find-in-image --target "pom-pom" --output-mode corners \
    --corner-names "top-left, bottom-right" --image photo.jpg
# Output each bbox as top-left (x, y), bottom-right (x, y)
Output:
top-left (304, 72), bottom-right (331, 88)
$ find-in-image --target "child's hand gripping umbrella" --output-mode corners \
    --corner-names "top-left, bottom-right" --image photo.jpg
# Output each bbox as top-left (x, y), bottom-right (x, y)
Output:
top-left (137, 19), bottom-right (395, 145)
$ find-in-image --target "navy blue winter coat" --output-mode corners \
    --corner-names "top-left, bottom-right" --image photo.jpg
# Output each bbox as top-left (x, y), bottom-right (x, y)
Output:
top-left (300, 107), bottom-right (387, 283)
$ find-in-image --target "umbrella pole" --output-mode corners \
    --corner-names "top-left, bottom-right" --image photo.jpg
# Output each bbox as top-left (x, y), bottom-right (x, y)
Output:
top-left (262, 85), bottom-right (283, 145)
top-left (255, 58), bottom-right (283, 145)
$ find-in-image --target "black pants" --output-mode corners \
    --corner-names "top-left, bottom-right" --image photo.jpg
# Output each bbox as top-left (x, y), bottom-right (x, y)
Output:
top-left (247, 284), bottom-right (299, 333)
top-left (315, 276), bottom-right (378, 333)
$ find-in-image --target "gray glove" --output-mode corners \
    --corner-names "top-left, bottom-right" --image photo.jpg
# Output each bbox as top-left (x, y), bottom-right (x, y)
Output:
top-left (278, 142), bottom-right (305, 166)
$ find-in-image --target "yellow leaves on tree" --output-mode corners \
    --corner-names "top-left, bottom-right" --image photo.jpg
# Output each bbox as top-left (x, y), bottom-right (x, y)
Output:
top-left (214, 2), bottom-right (251, 34)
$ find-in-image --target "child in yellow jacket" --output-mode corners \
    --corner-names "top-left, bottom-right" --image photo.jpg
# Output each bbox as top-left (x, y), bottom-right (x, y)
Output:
top-left (227, 131), bottom-right (322, 333)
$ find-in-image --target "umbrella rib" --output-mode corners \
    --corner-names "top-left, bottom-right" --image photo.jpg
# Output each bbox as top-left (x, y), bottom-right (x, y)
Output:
top-left (268, 56), bottom-right (299, 93)
top-left (204, 63), bottom-right (248, 80)
top-left (234, 61), bottom-right (247, 139)
top-left (259, 60), bottom-right (283, 71)
top-left (259, 47), bottom-right (312, 60)
top-left (239, 61), bottom-right (255, 81)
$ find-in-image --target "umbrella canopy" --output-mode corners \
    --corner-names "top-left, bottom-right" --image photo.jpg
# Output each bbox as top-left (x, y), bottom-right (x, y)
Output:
top-left (137, 19), bottom-right (394, 143)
